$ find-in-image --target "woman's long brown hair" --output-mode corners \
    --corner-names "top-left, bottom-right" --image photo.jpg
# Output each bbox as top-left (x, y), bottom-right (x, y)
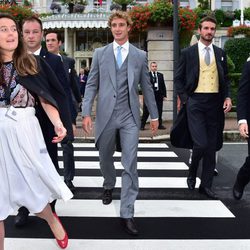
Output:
top-left (0, 13), bottom-right (38, 80)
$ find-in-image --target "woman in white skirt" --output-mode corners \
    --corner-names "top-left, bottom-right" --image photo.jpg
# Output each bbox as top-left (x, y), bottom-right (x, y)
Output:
top-left (0, 14), bottom-right (73, 249)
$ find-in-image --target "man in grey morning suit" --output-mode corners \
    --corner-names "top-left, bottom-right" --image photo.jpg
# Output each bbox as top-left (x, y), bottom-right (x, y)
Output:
top-left (82, 11), bottom-right (159, 235)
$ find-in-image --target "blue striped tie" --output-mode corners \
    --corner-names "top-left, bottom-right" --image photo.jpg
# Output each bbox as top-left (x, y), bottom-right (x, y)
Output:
top-left (116, 46), bottom-right (122, 68)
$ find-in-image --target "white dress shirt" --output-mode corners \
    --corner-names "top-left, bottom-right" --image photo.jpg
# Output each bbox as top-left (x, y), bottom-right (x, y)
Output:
top-left (198, 40), bottom-right (214, 64)
top-left (113, 40), bottom-right (129, 64)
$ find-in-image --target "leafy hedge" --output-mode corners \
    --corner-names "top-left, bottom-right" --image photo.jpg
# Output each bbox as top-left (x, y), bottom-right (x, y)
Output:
top-left (228, 73), bottom-right (241, 106)
top-left (224, 38), bottom-right (250, 73)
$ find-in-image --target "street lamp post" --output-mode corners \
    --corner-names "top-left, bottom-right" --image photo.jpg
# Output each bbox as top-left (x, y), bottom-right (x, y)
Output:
top-left (173, 0), bottom-right (179, 122)
top-left (240, 0), bottom-right (244, 25)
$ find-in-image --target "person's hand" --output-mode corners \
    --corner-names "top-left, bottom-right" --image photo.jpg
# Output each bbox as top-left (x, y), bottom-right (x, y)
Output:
top-left (82, 116), bottom-right (93, 135)
top-left (223, 98), bottom-right (232, 113)
top-left (239, 123), bottom-right (249, 138)
top-left (150, 120), bottom-right (159, 136)
top-left (72, 124), bottom-right (76, 137)
top-left (53, 122), bottom-right (67, 143)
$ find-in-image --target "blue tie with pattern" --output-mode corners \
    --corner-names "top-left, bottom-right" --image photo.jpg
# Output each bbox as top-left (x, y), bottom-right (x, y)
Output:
top-left (116, 46), bottom-right (122, 68)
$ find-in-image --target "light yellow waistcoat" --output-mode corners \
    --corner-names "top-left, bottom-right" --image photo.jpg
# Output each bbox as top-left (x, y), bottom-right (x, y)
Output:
top-left (194, 56), bottom-right (219, 93)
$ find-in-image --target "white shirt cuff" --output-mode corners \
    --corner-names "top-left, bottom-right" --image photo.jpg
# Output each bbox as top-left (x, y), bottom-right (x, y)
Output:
top-left (238, 119), bottom-right (247, 125)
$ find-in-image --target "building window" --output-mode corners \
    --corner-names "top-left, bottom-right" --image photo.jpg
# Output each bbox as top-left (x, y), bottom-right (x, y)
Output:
top-left (180, 0), bottom-right (189, 7)
top-left (221, 0), bottom-right (233, 11)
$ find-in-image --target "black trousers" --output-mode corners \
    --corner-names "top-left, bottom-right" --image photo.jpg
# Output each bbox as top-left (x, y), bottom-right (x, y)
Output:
top-left (141, 93), bottom-right (163, 127)
top-left (187, 93), bottom-right (221, 188)
top-left (236, 139), bottom-right (250, 186)
top-left (61, 138), bottom-right (75, 182)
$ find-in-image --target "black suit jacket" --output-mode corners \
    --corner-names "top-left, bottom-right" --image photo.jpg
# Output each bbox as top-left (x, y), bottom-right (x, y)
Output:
top-left (17, 56), bottom-right (73, 138)
top-left (38, 49), bottom-right (74, 139)
top-left (149, 71), bottom-right (167, 98)
top-left (173, 43), bottom-right (231, 150)
top-left (61, 55), bottom-right (82, 103)
top-left (237, 61), bottom-right (250, 124)
top-left (39, 48), bottom-right (69, 94)
top-left (175, 43), bottom-right (230, 104)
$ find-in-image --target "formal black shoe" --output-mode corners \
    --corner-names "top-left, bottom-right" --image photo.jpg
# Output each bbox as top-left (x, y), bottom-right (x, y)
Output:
top-left (199, 186), bottom-right (218, 199)
top-left (120, 218), bottom-right (139, 236)
top-left (158, 125), bottom-right (166, 130)
top-left (214, 169), bottom-right (219, 176)
top-left (64, 180), bottom-right (76, 192)
top-left (15, 209), bottom-right (29, 227)
top-left (102, 189), bottom-right (113, 205)
top-left (187, 176), bottom-right (196, 190)
top-left (233, 182), bottom-right (244, 200)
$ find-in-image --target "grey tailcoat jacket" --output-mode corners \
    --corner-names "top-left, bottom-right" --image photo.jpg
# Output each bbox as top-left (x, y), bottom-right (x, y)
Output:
top-left (82, 43), bottom-right (158, 145)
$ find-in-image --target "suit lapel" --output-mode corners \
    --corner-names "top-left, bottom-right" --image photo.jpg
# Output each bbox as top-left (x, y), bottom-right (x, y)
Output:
top-left (192, 44), bottom-right (199, 77)
top-left (104, 44), bottom-right (116, 90)
top-left (127, 44), bottom-right (136, 90)
top-left (61, 55), bottom-right (70, 82)
top-left (213, 45), bottom-right (224, 82)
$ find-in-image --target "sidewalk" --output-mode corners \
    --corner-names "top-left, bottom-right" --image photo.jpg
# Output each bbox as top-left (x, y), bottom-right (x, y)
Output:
top-left (75, 113), bottom-right (241, 142)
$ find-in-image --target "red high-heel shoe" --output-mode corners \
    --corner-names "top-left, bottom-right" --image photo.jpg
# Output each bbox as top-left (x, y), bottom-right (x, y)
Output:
top-left (52, 212), bottom-right (68, 249)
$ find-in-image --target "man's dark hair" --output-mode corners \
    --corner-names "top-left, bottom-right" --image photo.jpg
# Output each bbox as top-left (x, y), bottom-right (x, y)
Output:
top-left (22, 16), bottom-right (43, 31)
top-left (45, 31), bottom-right (63, 42)
top-left (198, 16), bottom-right (217, 30)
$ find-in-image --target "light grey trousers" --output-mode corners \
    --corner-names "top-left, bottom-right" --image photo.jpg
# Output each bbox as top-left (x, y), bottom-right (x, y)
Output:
top-left (97, 111), bottom-right (139, 218)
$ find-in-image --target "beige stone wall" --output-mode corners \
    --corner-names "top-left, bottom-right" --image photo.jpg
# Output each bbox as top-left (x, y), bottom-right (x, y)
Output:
top-left (147, 27), bottom-right (174, 121)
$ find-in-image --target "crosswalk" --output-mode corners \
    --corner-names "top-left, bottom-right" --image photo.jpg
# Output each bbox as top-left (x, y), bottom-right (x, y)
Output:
top-left (5, 142), bottom-right (245, 250)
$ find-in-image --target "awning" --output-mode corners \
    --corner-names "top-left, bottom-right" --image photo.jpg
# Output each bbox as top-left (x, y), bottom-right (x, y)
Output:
top-left (41, 13), bottom-right (110, 29)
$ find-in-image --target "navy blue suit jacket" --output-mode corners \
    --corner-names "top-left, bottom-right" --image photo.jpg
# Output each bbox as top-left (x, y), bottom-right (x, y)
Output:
top-left (38, 48), bottom-right (73, 139)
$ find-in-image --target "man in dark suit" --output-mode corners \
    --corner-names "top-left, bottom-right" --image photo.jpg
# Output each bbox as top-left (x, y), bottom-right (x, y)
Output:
top-left (79, 67), bottom-right (88, 97)
top-left (175, 16), bottom-right (232, 199)
top-left (141, 61), bottom-right (167, 130)
top-left (233, 60), bottom-right (250, 200)
top-left (45, 31), bottom-right (82, 192)
top-left (14, 16), bottom-right (73, 226)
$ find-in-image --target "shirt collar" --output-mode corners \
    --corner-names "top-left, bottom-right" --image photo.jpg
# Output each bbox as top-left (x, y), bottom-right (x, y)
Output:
top-left (32, 47), bottom-right (42, 55)
top-left (113, 40), bottom-right (129, 51)
top-left (198, 40), bottom-right (213, 51)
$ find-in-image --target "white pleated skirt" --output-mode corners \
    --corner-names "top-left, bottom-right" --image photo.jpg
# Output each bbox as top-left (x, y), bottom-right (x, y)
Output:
top-left (0, 107), bottom-right (73, 220)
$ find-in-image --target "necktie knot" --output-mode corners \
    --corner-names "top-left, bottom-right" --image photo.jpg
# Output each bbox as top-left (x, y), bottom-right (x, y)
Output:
top-left (116, 46), bottom-right (123, 68)
top-left (204, 47), bottom-right (210, 66)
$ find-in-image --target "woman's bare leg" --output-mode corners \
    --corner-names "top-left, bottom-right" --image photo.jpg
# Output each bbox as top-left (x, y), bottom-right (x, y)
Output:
top-left (35, 204), bottom-right (65, 240)
top-left (0, 221), bottom-right (4, 250)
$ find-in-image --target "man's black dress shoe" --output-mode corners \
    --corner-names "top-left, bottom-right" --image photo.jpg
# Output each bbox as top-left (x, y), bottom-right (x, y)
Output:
top-left (187, 176), bottom-right (196, 190)
top-left (15, 208), bottom-right (29, 227)
top-left (64, 180), bottom-right (76, 192)
top-left (214, 169), bottom-right (219, 176)
top-left (158, 125), bottom-right (166, 130)
top-left (120, 218), bottom-right (139, 236)
top-left (199, 186), bottom-right (218, 199)
top-left (233, 182), bottom-right (244, 200)
top-left (102, 189), bottom-right (113, 205)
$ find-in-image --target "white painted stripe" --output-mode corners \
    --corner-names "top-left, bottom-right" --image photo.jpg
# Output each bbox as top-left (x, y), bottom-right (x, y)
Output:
top-left (5, 239), bottom-right (249, 250)
top-left (63, 143), bottom-right (169, 148)
top-left (59, 161), bottom-right (189, 170)
top-left (52, 199), bottom-right (234, 217)
top-left (72, 176), bottom-right (200, 188)
top-left (11, 200), bottom-right (233, 218)
top-left (58, 151), bottom-right (177, 157)
top-left (223, 142), bottom-right (247, 145)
